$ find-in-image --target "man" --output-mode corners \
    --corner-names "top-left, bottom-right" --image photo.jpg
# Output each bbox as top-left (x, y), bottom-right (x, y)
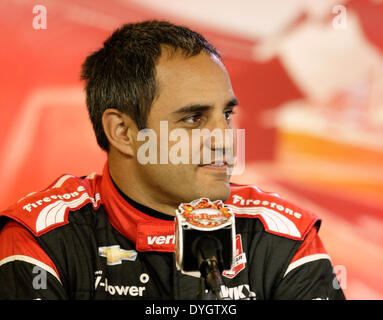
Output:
top-left (0, 20), bottom-right (345, 299)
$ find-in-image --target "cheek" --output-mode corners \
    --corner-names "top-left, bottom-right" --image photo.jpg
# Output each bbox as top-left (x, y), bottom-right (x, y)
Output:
top-left (166, 130), bottom-right (201, 165)
top-left (139, 162), bottom-right (194, 183)
top-left (135, 124), bottom-right (205, 168)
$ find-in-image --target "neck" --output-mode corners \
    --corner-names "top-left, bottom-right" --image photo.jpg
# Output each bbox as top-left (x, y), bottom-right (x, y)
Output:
top-left (107, 154), bottom-right (178, 217)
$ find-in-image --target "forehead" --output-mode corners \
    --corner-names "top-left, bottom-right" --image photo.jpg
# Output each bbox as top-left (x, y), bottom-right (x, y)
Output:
top-left (152, 50), bottom-right (234, 114)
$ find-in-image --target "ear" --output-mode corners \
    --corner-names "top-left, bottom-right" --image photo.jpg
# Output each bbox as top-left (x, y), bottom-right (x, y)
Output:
top-left (102, 108), bottom-right (138, 157)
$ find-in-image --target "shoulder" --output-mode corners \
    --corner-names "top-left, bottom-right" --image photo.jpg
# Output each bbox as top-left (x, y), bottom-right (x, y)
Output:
top-left (0, 220), bottom-right (61, 282)
top-left (0, 173), bottom-right (102, 237)
top-left (226, 183), bottom-right (321, 241)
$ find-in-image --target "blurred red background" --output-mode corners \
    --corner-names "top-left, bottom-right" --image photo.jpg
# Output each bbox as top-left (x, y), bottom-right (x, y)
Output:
top-left (1, 0), bottom-right (382, 299)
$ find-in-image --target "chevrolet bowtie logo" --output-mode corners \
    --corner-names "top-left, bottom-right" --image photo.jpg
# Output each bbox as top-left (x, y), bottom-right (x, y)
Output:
top-left (98, 245), bottom-right (137, 265)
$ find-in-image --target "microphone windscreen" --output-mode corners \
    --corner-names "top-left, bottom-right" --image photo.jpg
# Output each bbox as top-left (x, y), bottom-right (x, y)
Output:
top-left (175, 198), bottom-right (236, 273)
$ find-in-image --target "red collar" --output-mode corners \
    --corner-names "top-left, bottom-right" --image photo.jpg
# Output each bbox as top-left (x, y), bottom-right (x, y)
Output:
top-left (99, 163), bottom-right (175, 252)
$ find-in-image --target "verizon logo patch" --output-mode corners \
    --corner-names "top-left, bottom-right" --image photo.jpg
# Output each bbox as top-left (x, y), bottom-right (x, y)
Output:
top-left (136, 223), bottom-right (175, 252)
top-left (147, 235), bottom-right (175, 245)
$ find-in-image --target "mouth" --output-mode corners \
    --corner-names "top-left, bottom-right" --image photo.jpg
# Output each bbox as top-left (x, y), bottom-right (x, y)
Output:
top-left (198, 161), bottom-right (229, 172)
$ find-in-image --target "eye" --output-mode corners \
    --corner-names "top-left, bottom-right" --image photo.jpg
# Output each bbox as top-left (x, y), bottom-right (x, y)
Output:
top-left (224, 109), bottom-right (236, 122)
top-left (182, 114), bottom-right (203, 124)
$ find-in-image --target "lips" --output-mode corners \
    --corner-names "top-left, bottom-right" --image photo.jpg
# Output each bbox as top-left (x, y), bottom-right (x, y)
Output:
top-left (199, 161), bottom-right (229, 171)
top-left (206, 162), bottom-right (226, 166)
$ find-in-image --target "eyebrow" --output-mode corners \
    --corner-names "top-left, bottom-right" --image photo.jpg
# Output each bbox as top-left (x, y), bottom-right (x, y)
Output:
top-left (172, 97), bottom-right (239, 115)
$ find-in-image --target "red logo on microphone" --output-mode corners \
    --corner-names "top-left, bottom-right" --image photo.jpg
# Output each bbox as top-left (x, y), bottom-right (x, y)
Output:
top-left (222, 234), bottom-right (246, 279)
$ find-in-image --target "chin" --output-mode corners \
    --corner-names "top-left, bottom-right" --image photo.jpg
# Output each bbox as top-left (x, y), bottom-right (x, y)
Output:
top-left (197, 182), bottom-right (231, 202)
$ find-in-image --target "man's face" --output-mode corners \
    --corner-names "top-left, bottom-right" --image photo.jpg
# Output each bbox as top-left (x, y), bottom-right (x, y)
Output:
top-left (132, 50), bottom-right (238, 208)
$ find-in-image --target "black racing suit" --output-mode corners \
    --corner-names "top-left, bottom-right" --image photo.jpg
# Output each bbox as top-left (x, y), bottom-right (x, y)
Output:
top-left (0, 164), bottom-right (345, 300)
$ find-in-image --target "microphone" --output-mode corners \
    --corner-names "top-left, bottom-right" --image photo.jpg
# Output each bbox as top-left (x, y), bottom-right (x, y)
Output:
top-left (175, 198), bottom-right (236, 299)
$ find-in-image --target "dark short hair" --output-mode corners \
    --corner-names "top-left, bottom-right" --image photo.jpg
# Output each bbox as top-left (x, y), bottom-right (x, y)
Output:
top-left (81, 20), bottom-right (220, 151)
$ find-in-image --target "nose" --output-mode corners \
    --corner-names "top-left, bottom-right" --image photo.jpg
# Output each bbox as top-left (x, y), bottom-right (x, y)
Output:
top-left (204, 115), bottom-right (234, 160)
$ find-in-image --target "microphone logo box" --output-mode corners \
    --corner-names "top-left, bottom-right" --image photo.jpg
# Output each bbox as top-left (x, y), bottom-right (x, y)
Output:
top-left (175, 198), bottom-right (236, 273)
